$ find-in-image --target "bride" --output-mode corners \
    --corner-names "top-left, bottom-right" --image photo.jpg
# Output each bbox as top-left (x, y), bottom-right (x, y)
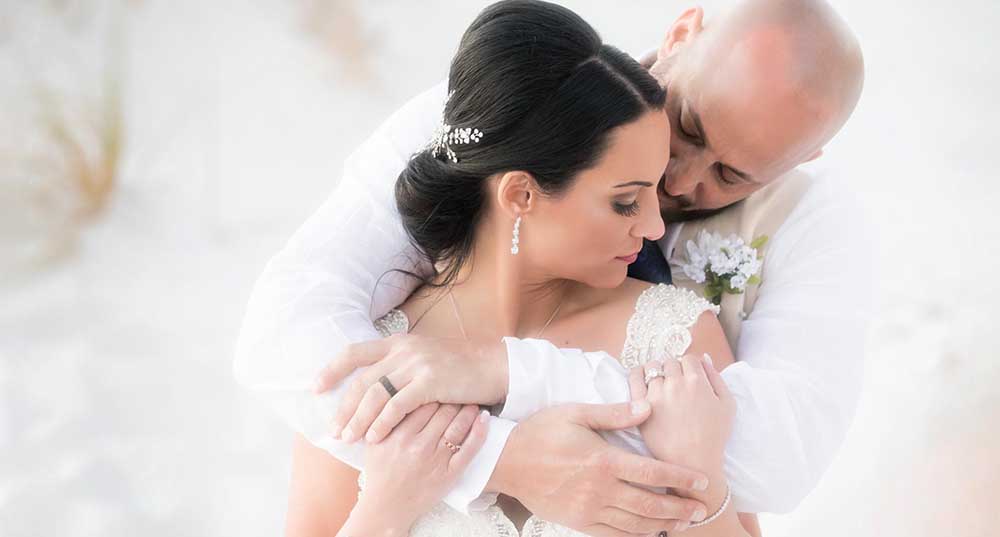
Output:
top-left (287, 1), bottom-right (753, 536)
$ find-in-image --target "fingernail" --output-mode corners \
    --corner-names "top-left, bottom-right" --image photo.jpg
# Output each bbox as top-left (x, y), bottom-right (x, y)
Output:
top-left (675, 521), bottom-right (690, 532)
top-left (630, 400), bottom-right (650, 415)
top-left (692, 507), bottom-right (707, 522)
top-left (340, 426), bottom-right (355, 443)
top-left (479, 410), bottom-right (490, 423)
top-left (330, 422), bottom-right (342, 438)
top-left (694, 477), bottom-right (709, 491)
top-left (703, 353), bottom-right (713, 367)
top-left (365, 430), bottom-right (377, 443)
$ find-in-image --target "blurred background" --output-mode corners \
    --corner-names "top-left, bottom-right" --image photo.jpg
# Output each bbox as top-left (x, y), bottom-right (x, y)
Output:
top-left (1, 0), bottom-right (997, 535)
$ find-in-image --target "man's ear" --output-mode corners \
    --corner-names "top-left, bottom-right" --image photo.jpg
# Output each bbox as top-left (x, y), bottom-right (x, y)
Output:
top-left (495, 171), bottom-right (536, 219)
top-left (658, 7), bottom-right (705, 61)
top-left (804, 148), bottom-right (824, 162)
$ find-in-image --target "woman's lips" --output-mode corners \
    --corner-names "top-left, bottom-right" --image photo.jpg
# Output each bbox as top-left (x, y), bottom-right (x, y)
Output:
top-left (617, 252), bottom-right (640, 264)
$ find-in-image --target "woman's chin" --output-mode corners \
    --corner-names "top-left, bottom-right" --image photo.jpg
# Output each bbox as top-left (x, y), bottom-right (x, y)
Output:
top-left (577, 266), bottom-right (629, 289)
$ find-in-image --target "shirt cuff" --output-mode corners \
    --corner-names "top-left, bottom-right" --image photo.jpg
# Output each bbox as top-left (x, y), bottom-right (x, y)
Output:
top-left (441, 416), bottom-right (518, 515)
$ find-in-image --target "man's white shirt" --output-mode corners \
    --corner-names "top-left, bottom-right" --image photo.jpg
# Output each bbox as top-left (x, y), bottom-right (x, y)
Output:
top-left (234, 80), bottom-right (874, 514)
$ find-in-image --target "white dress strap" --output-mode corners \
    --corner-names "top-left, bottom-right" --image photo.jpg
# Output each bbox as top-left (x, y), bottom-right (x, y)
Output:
top-left (619, 284), bottom-right (720, 369)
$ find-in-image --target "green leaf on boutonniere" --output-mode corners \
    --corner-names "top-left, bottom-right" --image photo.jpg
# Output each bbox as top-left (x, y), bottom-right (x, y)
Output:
top-left (747, 274), bottom-right (761, 286)
top-left (750, 235), bottom-right (769, 250)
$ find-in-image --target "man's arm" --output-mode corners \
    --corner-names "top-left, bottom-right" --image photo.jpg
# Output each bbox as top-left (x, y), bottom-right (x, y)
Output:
top-left (493, 176), bottom-right (874, 513)
top-left (233, 80), bottom-right (518, 514)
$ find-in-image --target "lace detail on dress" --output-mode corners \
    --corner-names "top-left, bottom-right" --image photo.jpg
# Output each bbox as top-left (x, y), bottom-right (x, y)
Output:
top-left (360, 287), bottom-right (716, 536)
top-left (619, 284), bottom-right (720, 369)
top-left (374, 308), bottom-right (409, 337)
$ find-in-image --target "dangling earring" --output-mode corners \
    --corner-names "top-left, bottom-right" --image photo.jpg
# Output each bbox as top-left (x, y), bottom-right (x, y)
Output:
top-left (510, 216), bottom-right (521, 255)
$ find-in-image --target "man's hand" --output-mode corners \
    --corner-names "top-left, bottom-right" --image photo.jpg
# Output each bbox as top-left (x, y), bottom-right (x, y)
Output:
top-left (489, 401), bottom-right (712, 537)
top-left (314, 334), bottom-right (509, 444)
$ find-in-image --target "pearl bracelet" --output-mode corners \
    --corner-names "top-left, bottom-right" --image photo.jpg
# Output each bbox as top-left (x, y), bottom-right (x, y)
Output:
top-left (687, 482), bottom-right (731, 528)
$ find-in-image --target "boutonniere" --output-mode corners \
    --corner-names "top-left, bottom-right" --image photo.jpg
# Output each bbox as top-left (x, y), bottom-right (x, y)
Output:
top-left (680, 230), bottom-right (767, 305)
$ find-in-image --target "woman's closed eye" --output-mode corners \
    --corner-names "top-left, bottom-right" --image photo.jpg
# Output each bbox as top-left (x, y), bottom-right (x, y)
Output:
top-left (613, 198), bottom-right (640, 217)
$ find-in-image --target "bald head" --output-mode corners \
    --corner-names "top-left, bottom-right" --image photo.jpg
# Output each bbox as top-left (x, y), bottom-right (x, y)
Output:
top-left (648, 0), bottom-right (865, 220)
top-left (700, 0), bottom-right (864, 142)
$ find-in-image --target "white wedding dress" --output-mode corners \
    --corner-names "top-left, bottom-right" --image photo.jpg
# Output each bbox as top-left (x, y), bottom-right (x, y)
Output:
top-left (359, 283), bottom-right (718, 537)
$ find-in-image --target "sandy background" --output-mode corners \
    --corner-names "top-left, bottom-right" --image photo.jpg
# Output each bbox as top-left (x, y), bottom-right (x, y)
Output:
top-left (1, 0), bottom-right (998, 535)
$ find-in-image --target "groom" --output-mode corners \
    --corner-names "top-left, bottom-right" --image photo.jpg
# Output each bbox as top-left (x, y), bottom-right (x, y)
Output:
top-left (235, 0), bottom-right (870, 535)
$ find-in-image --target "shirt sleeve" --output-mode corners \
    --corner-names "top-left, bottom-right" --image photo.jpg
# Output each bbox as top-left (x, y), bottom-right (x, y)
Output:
top-left (495, 176), bottom-right (875, 514)
top-left (232, 79), bottom-right (517, 515)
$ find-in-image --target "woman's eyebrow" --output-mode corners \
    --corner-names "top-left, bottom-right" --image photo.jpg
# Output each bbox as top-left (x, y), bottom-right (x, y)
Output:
top-left (613, 180), bottom-right (654, 188)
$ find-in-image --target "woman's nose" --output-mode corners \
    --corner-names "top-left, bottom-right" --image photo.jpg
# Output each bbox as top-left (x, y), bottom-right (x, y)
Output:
top-left (636, 192), bottom-right (665, 241)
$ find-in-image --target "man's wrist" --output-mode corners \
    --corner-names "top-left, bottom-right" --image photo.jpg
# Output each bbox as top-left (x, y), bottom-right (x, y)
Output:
top-left (472, 339), bottom-right (509, 406)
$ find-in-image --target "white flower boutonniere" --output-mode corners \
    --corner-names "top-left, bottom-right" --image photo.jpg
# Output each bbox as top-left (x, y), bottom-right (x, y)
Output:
top-left (680, 230), bottom-right (767, 305)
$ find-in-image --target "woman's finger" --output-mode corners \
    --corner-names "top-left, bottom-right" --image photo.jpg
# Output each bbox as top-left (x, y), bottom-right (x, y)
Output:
top-left (392, 402), bottom-right (440, 438)
top-left (366, 379), bottom-right (430, 443)
top-left (447, 410), bottom-right (490, 473)
top-left (627, 366), bottom-right (647, 401)
top-left (679, 353), bottom-right (706, 382)
top-left (701, 353), bottom-right (732, 399)
top-left (661, 356), bottom-right (682, 379)
top-left (642, 360), bottom-right (666, 399)
top-left (442, 404), bottom-right (481, 446)
top-left (419, 403), bottom-right (462, 443)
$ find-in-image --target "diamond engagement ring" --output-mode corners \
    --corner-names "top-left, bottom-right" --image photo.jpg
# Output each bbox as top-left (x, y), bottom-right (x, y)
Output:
top-left (644, 367), bottom-right (664, 385)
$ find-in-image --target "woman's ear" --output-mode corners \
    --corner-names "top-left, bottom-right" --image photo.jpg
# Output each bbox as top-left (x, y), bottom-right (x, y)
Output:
top-left (495, 171), bottom-right (537, 218)
top-left (657, 7), bottom-right (705, 61)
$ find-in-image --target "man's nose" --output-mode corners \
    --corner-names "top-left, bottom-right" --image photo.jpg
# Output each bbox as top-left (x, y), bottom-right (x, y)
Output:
top-left (663, 167), bottom-right (700, 198)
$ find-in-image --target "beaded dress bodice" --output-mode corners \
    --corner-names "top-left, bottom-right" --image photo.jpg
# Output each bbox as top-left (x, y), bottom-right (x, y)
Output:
top-left (360, 283), bottom-right (718, 536)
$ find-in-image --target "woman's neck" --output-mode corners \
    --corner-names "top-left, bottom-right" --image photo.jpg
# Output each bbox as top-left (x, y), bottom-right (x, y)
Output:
top-left (432, 221), bottom-right (571, 341)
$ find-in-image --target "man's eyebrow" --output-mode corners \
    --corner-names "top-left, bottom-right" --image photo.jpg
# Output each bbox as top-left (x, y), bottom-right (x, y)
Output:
top-left (689, 102), bottom-right (758, 184)
top-left (613, 181), bottom-right (654, 188)
top-left (688, 102), bottom-right (711, 149)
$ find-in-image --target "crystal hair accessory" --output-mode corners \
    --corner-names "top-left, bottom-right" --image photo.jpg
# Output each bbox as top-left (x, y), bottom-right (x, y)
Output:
top-left (428, 91), bottom-right (483, 163)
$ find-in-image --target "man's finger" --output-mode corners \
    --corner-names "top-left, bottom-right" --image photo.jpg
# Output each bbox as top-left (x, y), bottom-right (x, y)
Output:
top-left (627, 366), bottom-right (646, 401)
top-left (576, 523), bottom-right (646, 537)
top-left (606, 449), bottom-right (709, 492)
top-left (610, 481), bottom-right (707, 523)
top-left (346, 380), bottom-right (395, 443)
top-left (367, 382), bottom-right (428, 443)
top-left (570, 401), bottom-right (651, 431)
top-left (314, 339), bottom-right (393, 393)
top-left (598, 506), bottom-right (674, 535)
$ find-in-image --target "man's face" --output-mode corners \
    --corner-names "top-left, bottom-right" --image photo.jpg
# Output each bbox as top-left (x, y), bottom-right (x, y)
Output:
top-left (650, 14), bottom-right (832, 222)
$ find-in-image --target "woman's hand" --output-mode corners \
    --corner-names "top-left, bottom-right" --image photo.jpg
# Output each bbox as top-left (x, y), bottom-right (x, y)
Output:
top-left (628, 353), bottom-right (735, 475)
top-left (314, 334), bottom-right (508, 444)
top-left (345, 402), bottom-right (490, 536)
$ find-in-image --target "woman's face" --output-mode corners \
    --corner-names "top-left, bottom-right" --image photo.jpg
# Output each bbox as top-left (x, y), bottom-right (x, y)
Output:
top-left (524, 109), bottom-right (672, 288)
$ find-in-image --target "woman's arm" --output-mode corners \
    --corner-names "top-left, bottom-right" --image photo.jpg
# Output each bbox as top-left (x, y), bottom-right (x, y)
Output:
top-left (286, 434), bottom-right (359, 536)
top-left (286, 403), bottom-right (490, 537)
top-left (629, 312), bottom-right (750, 537)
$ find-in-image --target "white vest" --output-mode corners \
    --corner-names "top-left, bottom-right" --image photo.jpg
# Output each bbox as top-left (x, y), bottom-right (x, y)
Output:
top-left (668, 170), bottom-right (813, 350)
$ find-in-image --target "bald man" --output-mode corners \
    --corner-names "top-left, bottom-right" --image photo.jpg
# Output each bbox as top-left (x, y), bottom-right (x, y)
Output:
top-left (235, 1), bottom-right (871, 536)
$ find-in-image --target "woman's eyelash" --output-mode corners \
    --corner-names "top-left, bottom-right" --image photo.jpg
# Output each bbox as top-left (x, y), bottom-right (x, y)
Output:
top-left (613, 200), bottom-right (640, 216)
